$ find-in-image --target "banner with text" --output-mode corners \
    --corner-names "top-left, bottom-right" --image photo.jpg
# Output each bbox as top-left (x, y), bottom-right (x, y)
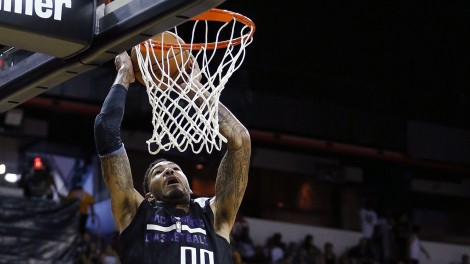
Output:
top-left (0, 0), bottom-right (96, 58)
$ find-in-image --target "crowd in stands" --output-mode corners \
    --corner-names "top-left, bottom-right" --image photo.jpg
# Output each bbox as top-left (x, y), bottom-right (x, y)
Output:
top-left (70, 216), bottom-right (469, 264)
top-left (75, 232), bottom-right (120, 264)
top-left (54, 203), bottom-right (468, 264)
top-left (228, 211), bottom-right (468, 264)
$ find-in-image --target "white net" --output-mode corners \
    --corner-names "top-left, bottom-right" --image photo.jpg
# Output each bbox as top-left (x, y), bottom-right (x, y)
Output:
top-left (134, 10), bottom-right (255, 154)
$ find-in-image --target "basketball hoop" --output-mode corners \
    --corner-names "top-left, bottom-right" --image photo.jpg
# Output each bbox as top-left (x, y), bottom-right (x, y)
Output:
top-left (133, 8), bottom-right (255, 154)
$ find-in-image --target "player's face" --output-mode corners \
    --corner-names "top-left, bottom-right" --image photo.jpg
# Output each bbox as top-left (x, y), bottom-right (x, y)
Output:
top-left (148, 161), bottom-right (192, 203)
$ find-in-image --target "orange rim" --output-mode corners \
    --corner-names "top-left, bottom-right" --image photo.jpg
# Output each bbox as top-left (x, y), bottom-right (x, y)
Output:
top-left (138, 8), bottom-right (255, 51)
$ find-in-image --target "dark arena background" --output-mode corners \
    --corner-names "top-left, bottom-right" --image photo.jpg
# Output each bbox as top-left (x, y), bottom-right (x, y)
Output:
top-left (0, 0), bottom-right (469, 263)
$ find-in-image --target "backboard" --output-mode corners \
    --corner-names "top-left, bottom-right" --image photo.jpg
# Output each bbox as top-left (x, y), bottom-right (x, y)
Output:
top-left (0, 0), bottom-right (226, 112)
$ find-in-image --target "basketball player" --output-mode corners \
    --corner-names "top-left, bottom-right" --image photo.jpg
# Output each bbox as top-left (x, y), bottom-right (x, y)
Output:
top-left (94, 51), bottom-right (251, 263)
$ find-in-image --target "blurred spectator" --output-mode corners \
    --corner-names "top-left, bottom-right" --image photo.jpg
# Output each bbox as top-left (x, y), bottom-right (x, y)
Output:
top-left (280, 241), bottom-right (304, 264)
top-left (79, 241), bottom-right (101, 264)
top-left (359, 198), bottom-right (378, 241)
top-left (231, 214), bottom-right (256, 262)
top-left (460, 253), bottom-right (469, 264)
top-left (76, 232), bottom-right (93, 262)
top-left (62, 160), bottom-right (95, 235)
top-left (302, 234), bottom-right (322, 263)
top-left (232, 214), bottom-right (249, 239)
top-left (250, 245), bottom-right (270, 264)
top-left (267, 233), bottom-right (285, 264)
top-left (19, 156), bottom-right (57, 199)
top-left (232, 221), bottom-right (256, 262)
top-left (232, 249), bottom-right (243, 264)
top-left (394, 212), bottom-right (412, 263)
top-left (372, 209), bottom-right (394, 264)
top-left (347, 237), bottom-right (378, 264)
top-left (322, 242), bottom-right (338, 264)
top-left (100, 243), bottom-right (120, 264)
top-left (65, 181), bottom-right (95, 235)
top-left (289, 240), bottom-right (315, 264)
top-left (407, 225), bottom-right (430, 264)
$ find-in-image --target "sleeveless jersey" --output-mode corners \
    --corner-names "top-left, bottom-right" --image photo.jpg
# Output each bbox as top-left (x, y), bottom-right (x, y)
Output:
top-left (119, 197), bottom-right (234, 264)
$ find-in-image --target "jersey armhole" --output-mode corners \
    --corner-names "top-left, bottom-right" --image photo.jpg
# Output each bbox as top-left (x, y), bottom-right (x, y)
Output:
top-left (120, 200), bottom-right (150, 237)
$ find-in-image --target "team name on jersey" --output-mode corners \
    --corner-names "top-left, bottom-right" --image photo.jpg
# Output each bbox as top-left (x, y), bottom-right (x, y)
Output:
top-left (0, 0), bottom-right (72, 21)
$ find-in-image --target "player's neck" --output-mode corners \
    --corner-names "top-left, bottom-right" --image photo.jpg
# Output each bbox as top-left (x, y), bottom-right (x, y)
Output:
top-left (158, 200), bottom-right (190, 213)
top-left (175, 204), bottom-right (190, 213)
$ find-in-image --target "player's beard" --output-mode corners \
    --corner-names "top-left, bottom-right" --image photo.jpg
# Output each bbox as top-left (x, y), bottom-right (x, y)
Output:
top-left (168, 188), bottom-right (184, 200)
top-left (163, 188), bottom-right (189, 205)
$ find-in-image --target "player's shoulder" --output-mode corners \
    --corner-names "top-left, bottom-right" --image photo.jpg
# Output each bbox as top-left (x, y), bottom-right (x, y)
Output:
top-left (192, 197), bottom-right (212, 208)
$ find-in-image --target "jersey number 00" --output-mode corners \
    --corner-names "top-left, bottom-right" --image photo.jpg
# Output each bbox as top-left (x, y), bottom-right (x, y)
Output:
top-left (181, 247), bottom-right (214, 264)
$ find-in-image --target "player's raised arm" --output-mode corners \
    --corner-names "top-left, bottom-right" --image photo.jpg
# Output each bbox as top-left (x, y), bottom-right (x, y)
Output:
top-left (179, 67), bottom-right (251, 241)
top-left (94, 52), bottom-right (144, 233)
top-left (212, 102), bottom-right (251, 241)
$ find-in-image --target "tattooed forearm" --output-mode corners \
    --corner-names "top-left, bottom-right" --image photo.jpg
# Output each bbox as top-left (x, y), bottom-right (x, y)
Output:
top-left (213, 100), bottom-right (251, 231)
top-left (100, 152), bottom-right (139, 231)
top-left (100, 153), bottom-right (133, 191)
top-left (218, 106), bottom-right (248, 148)
top-left (216, 148), bottom-right (250, 211)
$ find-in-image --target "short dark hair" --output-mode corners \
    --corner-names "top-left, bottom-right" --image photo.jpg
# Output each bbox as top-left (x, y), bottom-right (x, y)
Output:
top-left (143, 158), bottom-right (168, 194)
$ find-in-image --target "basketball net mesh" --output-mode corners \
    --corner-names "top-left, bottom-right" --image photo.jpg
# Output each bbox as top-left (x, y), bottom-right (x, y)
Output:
top-left (134, 13), bottom-right (254, 154)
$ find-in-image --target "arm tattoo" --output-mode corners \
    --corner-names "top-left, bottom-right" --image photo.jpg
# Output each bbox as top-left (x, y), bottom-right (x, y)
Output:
top-left (211, 101), bottom-right (251, 232)
top-left (216, 147), bottom-right (249, 212)
top-left (101, 153), bottom-right (139, 230)
top-left (215, 110), bottom-right (251, 224)
top-left (101, 154), bottom-right (133, 191)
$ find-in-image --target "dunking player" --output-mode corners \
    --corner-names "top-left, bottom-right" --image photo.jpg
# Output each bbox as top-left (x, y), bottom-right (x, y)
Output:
top-left (94, 51), bottom-right (251, 263)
